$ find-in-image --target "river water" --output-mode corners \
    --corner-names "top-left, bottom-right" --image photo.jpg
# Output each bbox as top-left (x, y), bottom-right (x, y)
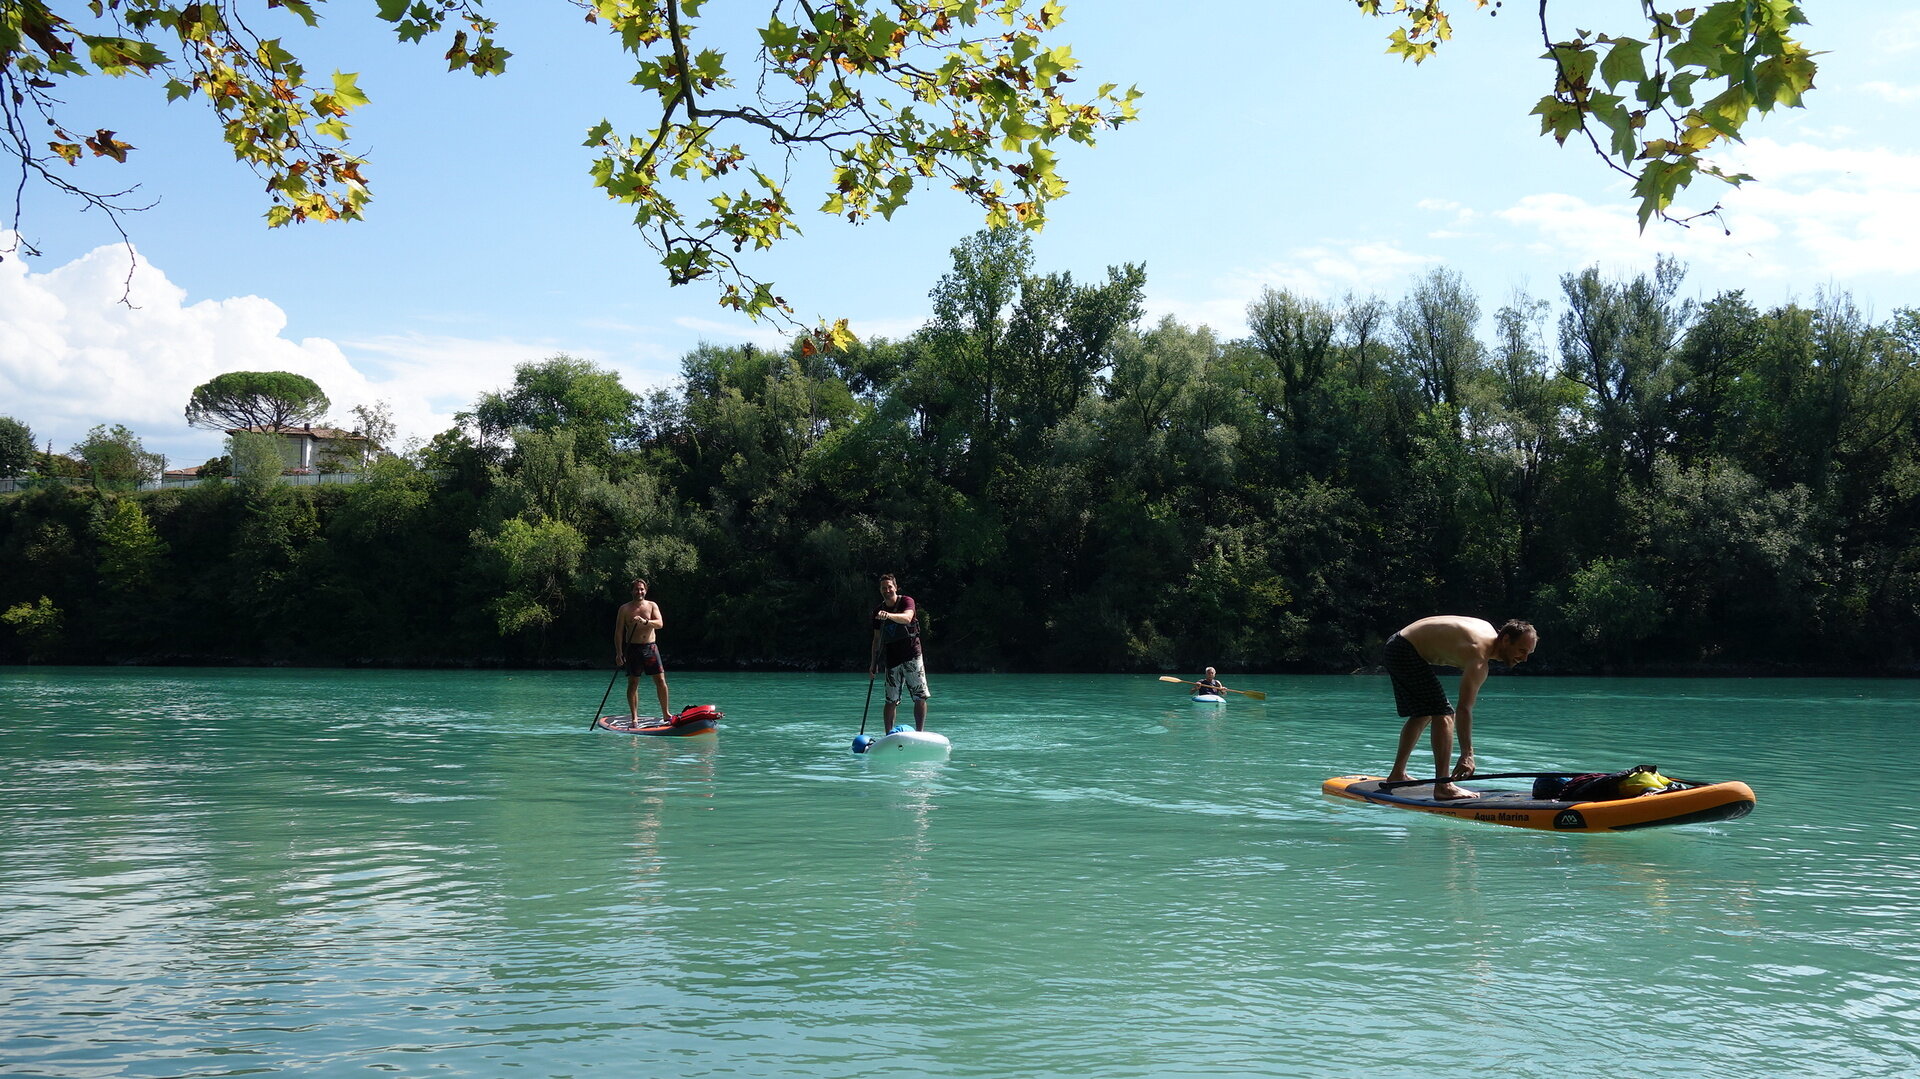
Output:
top-left (2, 667), bottom-right (1915, 1077)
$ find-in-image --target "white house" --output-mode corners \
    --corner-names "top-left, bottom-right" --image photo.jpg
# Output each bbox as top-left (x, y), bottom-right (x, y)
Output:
top-left (227, 425), bottom-right (373, 472)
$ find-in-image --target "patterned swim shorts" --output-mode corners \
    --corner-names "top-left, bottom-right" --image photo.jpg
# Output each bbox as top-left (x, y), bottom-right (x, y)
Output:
top-left (624, 642), bottom-right (665, 678)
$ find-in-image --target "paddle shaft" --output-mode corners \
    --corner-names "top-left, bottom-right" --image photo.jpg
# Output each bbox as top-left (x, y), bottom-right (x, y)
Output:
top-left (591, 619), bottom-right (639, 730)
top-left (1375, 771), bottom-right (1709, 792)
top-left (858, 640), bottom-right (879, 736)
top-left (1377, 770), bottom-right (1553, 791)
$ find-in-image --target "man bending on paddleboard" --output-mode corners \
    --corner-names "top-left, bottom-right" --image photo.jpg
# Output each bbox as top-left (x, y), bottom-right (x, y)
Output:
top-left (870, 573), bottom-right (930, 731)
top-left (1197, 668), bottom-right (1227, 696)
top-left (615, 578), bottom-right (672, 724)
top-left (1383, 616), bottom-right (1537, 801)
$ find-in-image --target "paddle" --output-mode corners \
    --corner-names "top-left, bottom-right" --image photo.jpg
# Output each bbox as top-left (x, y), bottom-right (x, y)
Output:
top-left (1157, 675), bottom-right (1268, 701)
top-left (852, 642), bottom-right (879, 752)
top-left (1376, 770), bottom-right (1554, 791)
top-left (591, 619), bottom-right (639, 731)
top-left (1376, 770), bottom-right (1711, 793)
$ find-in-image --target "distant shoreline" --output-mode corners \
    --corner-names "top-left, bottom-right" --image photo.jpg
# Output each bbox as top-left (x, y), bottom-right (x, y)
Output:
top-left (6, 658), bottom-right (1914, 678)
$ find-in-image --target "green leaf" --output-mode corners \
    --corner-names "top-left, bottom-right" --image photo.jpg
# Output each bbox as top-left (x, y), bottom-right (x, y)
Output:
top-left (1697, 85), bottom-right (1752, 137)
top-left (1753, 48), bottom-right (1817, 110)
top-left (759, 17), bottom-right (798, 51)
top-left (1690, 2), bottom-right (1750, 56)
top-left (279, 1), bottom-right (321, 28)
top-left (1599, 38), bottom-right (1647, 89)
top-left (1588, 92), bottom-right (1637, 160)
top-left (1669, 71), bottom-right (1699, 107)
top-left (1551, 43), bottom-right (1599, 90)
top-left (1530, 96), bottom-right (1584, 144)
top-left (1632, 158), bottom-right (1693, 229)
top-left (80, 35), bottom-right (169, 75)
top-left (331, 71), bottom-right (370, 110)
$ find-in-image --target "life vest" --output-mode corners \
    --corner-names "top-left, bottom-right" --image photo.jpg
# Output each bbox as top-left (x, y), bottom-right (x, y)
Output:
top-left (672, 704), bottom-right (723, 725)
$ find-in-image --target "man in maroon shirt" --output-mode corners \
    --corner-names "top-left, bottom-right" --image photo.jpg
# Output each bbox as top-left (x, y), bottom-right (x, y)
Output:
top-left (869, 573), bottom-right (930, 731)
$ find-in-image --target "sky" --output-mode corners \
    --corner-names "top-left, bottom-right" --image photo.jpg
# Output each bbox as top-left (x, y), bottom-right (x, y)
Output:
top-left (3, 1), bottom-right (1918, 468)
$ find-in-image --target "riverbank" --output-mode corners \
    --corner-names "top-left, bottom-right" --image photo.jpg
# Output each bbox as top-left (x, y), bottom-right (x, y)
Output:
top-left (9, 656), bottom-right (1916, 677)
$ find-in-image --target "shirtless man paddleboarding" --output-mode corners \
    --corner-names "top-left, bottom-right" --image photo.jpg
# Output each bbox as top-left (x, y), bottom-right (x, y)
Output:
top-left (614, 578), bottom-right (671, 724)
top-left (1382, 616), bottom-right (1537, 801)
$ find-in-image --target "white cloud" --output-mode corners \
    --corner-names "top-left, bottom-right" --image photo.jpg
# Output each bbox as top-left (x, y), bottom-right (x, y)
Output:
top-left (1861, 81), bottom-right (1920, 105)
top-left (0, 239), bottom-right (606, 463)
top-left (1268, 242), bottom-right (1445, 297)
top-left (1879, 13), bottom-right (1920, 54)
top-left (1709, 139), bottom-right (1920, 276)
top-left (1147, 241), bottom-right (1443, 336)
top-left (1143, 290), bottom-right (1253, 338)
top-left (1, 241), bottom-right (365, 463)
top-left (1493, 193), bottom-right (1676, 266)
top-left (1415, 198), bottom-right (1478, 225)
top-left (1488, 136), bottom-right (1920, 292)
top-left (1493, 190), bottom-right (1809, 289)
top-left (670, 315), bottom-right (789, 352)
top-left (847, 315), bottom-right (927, 344)
top-left (1158, 131), bottom-right (1920, 342)
top-left (329, 332), bottom-right (589, 449)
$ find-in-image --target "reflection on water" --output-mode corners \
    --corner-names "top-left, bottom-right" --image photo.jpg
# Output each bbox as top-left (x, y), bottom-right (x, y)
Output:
top-left (2, 667), bottom-right (1917, 1077)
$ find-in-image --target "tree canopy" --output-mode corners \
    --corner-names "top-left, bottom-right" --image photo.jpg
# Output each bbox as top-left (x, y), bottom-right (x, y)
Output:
top-left (71, 423), bottom-right (163, 489)
top-left (2, 2), bottom-right (1812, 317)
top-left (469, 355), bottom-right (638, 465)
top-left (0, 416), bottom-right (33, 476)
top-left (1355, 1), bottom-right (1818, 227)
top-left (184, 370), bottom-right (331, 432)
top-left (1, 0), bottom-right (1138, 322)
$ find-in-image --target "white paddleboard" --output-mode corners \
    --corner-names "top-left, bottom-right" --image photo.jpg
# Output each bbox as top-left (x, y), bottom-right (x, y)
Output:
top-left (856, 729), bottom-right (951, 756)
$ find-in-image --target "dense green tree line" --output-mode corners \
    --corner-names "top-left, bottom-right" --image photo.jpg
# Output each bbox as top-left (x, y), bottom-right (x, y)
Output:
top-left (6, 230), bottom-right (1918, 672)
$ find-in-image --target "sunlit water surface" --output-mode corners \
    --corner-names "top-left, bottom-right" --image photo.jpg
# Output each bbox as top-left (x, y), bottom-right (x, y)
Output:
top-left (3, 668), bottom-right (1916, 1077)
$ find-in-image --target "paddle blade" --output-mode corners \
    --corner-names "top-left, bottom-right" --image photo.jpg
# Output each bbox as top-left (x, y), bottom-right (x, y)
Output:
top-left (1158, 676), bottom-right (1189, 684)
top-left (1241, 690), bottom-right (1268, 701)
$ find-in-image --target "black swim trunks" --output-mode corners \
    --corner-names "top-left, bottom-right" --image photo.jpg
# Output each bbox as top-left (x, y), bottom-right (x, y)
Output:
top-left (1384, 632), bottom-right (1452, 718)
top-left (624, 642), bottom-right (664, 678)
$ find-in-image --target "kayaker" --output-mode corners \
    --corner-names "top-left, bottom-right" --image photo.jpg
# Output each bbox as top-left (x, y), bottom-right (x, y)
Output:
top-left (1382, 616), bottom-right (1537, 801)
top-left (614, 578), bottom-right (671, 724)
top-left (1196, 668), bottom-right (1227, 696)
top-left (869, 573), bottom-right (930, 732)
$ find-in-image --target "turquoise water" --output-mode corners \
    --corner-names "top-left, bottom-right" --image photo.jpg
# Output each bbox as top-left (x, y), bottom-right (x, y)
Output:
top-left (2, 668), bottom-right (1917, 1078)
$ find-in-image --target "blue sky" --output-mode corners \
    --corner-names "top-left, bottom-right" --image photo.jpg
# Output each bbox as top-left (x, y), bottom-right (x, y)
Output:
top-left (4, 1), bottom-right (1917, 467)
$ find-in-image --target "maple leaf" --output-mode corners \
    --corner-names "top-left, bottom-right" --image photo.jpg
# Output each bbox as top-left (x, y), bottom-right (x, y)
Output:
top-left (85, 130), bottom-right (135, 163)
